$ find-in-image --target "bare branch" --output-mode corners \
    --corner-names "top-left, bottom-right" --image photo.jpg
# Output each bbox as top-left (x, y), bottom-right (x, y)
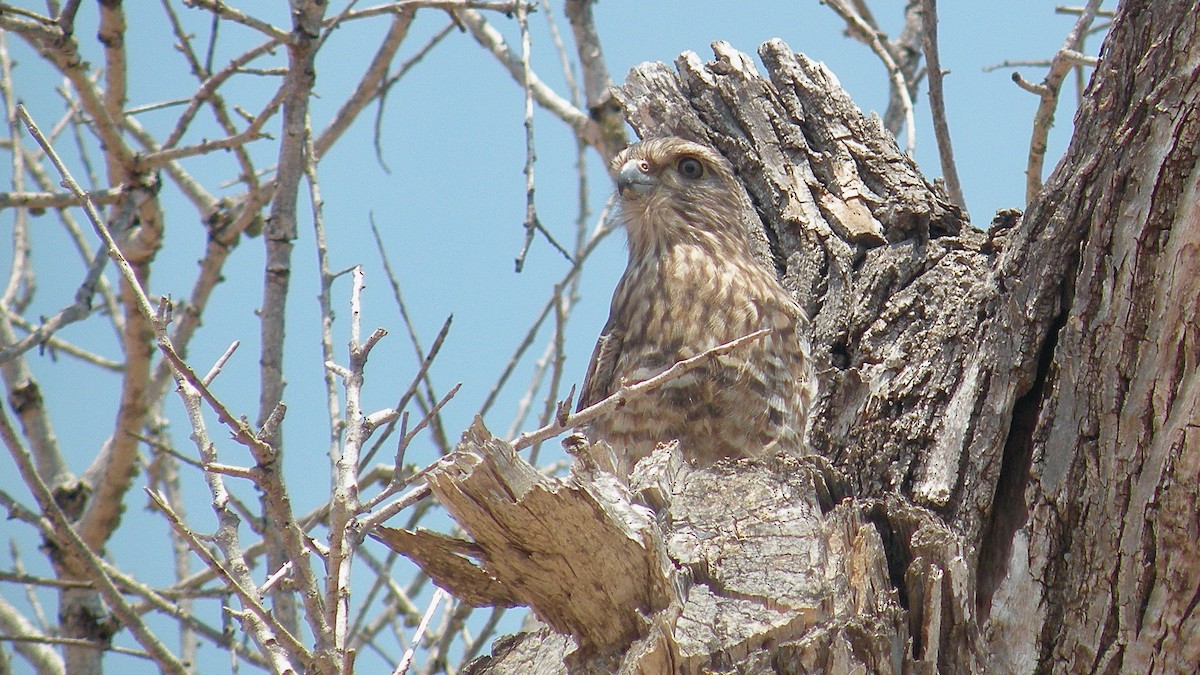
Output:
top-left (0, 4), bottom-right (56, 28)
top-left (479, 201), bottom-right (615, 418)
top-left (563, 0), bottom-right (626, 161)
top-left (357, 382), bottom-right (464, 528)
top-left (17, 103), bottom-right (330, 666)
top-left (513, 2), bottom-right (540, 273)
top-left (1019, 0), bottom-right (1104, 202)
top-left (983, 58), bottom-right (1053, 73)
top-left (514, 328), bottom-right (772, 451)
top-left (145, 489), bottom-right (305, 671)
top-left (457, 8), bottom-right (600, 150)
top-left (1054, 4), bottom-right (1116, 17)
top-left (316, 12), bottom-right (414, 159)
top-left (825, 0), bottom-right (917, 154)
top-left (918, 0), bottom-right (966, 210)
top-left (0, 247), bottom-right (108, 365)
top-left (392, 588), bottom-right (446, 675)
top-left (326, 267), bottom-right (370, 663)
top-left (508, 4), bottom-right (573, 271)
top-left (0, 595), bottom-right (64, 674)
top-left (181, 0), bottom-right (292, 43)
top-left (0, 631), bottom-right (150, 661)
top-left (360, 315), bottom-right (451, 469)
top-left (13, 105), bottom-right (163, 556)
top-left (1059, 48), bottom-right (1099, 67)
top-left (372, 20), bottom-right (456, 169)
top-left (0, 408), bottom-right (189, 674)
top-left (371, 220), bottom-right (454, 456)
top-left (0, 186), bottom-right (123, 210)
top-left (254, 1), bottom-right (330, 646)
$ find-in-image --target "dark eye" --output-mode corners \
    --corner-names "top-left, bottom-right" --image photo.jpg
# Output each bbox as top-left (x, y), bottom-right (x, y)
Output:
top-left (677, 156), bottom-right (705, 179)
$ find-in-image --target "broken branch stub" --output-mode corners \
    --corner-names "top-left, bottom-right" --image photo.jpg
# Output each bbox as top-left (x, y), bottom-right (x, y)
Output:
top-left (378, 418), bottom-right (939, 672)
top-left (377, 417), bottom-right (678, 654)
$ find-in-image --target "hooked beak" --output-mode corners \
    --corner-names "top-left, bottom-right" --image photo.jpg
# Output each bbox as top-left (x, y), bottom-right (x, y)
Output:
top-left (616, 159), bottom-right (656, 196)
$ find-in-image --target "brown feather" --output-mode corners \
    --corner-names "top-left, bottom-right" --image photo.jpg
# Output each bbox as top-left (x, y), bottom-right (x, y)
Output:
top-left (578, 137), bottom-right (816, 476)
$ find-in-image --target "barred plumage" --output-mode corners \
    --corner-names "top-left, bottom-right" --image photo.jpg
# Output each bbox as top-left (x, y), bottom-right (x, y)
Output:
top-left (578, 137), bottom-right (816, 476)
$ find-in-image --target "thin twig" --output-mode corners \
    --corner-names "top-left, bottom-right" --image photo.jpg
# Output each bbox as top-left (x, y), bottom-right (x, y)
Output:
top-left (318, 10), bottom-right (415, 160)
top-left (1054, 5), bottom-right (1116, 17)
top-left (0, 279), bottom-right (105, 366)
top-left (513, 0), bottom-right (540, 274)
top-left (372, 20), bottom-right (455, 170)
top-left (179, 0), bottom-right (292, 42)
top-left (370, 220), bottom-right (453, 456)
top-left (0, 633), bottom-right (154, 660)
top-left (983, 58), bottom-right (1053, 74)
top-left (202, 341), bottom-right (240, 386)
top-left (392, 588), bottom-right (446, 675)
top-left (145, 489), bottom-right (306, 669)
top-left (144, 426), bottom-right (199, 667)
top-left (357, 383), bottom-right (463, 530)
top-left (456, 8), bottom-right (597, 149)
top-left (513, 328), bottom-right (772, 451)
top-left (87, 530), bottom-right (271, 668)
top-left (0, 186), bottom-right (123, 210)
top-left (457, 605), bottom-right (507, 667)
top-left (360, 316), bottom-right (452, 470)
top-left (309, 112), bottom-right (344, 474)
top-left (478, 200), bottom-right (615, 417)
top-left (348, 546), bottom-right (425, 656)
top-left (918, 0), bottom-right (966, 211)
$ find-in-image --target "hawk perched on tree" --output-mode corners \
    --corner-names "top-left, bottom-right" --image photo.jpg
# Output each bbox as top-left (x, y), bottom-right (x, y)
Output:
top-left (578, 137), bottom-right (816, 475)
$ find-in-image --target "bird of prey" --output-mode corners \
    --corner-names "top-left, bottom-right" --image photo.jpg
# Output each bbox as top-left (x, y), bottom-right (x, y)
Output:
top-left (577, 136), bottom-right (816, 476)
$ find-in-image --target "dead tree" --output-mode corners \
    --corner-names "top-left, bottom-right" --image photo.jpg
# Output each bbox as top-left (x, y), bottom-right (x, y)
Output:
top-left (383, 1), bottom-right (1200, 671)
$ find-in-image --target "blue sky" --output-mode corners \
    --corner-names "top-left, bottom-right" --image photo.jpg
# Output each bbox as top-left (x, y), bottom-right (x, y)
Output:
top-left (0, 1), bottom-right (1097, 670)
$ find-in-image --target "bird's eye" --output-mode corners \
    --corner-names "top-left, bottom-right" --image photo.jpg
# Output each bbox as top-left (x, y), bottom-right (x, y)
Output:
top-left (677, 157), bottom-right (705, 179)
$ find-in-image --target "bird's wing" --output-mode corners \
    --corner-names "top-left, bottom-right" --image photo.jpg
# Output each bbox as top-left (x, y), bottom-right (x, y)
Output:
top-left (577, 325), bottom-right (623, 412)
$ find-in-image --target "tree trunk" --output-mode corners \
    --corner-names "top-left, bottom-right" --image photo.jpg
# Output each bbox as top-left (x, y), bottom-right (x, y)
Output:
top-left (381, 0), bottom-right (1200, 671)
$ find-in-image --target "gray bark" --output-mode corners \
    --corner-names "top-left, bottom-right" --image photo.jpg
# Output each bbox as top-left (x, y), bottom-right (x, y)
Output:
top-left (382, 0), bottom-right (1200, 671)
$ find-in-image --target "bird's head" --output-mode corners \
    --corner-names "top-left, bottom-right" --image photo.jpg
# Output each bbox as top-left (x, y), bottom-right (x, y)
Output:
top-left (610, 137), bottom-right (750, 257)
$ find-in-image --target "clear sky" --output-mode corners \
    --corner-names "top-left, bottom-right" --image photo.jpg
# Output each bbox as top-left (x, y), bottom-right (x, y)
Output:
top-left (0, 1), bottom-right (1098, 671)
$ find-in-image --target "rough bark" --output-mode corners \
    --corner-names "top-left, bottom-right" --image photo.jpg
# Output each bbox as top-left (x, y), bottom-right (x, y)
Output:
top-left (381, 0), bottom-right (1199, 670)
top-left (984, 2), bottom-right (1200, 672)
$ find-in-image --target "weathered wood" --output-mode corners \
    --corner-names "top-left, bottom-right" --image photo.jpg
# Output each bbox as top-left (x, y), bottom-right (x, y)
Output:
top-left (393, 38), bottom-right (1009, 671)
top-left (616, 39), bottom-right (1009, 544)
top-left (378, 418), bottom-right (678, 655)
top-left (982, 1), bottom-right (1200, 671)
top-left (384, 1), bottom-right (1200, 668)
top-left (395, 422), bottom-right (946, 673)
